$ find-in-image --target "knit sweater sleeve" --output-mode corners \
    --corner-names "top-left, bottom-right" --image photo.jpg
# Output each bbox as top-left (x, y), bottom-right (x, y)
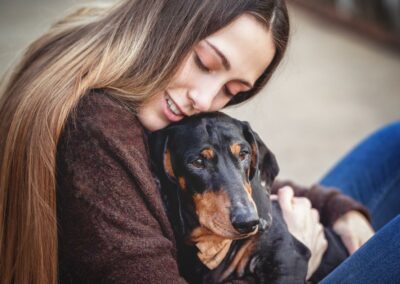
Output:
top-left (271, 180), bottom-right (371, 227)
top-left (56, 93), bottom-right (186, 284)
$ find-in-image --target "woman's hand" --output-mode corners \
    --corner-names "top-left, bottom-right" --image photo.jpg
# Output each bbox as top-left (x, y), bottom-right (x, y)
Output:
top-left (273, 186), bottom-right (328, 279)
top-left (333, 210), bottom-right (374, 254)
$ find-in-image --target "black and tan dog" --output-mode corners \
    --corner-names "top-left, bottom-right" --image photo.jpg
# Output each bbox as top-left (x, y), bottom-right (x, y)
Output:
top-left (149, 112), bottom-right (347, 283)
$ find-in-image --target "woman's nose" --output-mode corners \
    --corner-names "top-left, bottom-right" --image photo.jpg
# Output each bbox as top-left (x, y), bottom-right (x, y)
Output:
top-left (188, 92), bottom-right (212, 112)
top-left (188, 84), bottom-right (221, 113)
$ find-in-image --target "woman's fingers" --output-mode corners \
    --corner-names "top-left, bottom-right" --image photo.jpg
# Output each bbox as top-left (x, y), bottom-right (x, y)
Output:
top-left (333, 210), bottom-right (375, 255)
top-left (276, 186), bottom-right (328, 280)
top-left (341, 234), bottom-right (359, 254)
top-left (277, 186), bottom-right (294, 211)
top-left (292, 196), bottom-right (312, 209)
top-left (310, 208), bottom-right (320, 222)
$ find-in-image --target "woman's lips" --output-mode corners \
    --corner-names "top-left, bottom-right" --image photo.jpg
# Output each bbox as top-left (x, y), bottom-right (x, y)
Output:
top-left (163, 92), bottom-right (185, 122)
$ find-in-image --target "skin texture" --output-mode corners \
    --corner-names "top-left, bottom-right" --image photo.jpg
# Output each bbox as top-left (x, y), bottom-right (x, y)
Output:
top-left (333, 210), bottom-right (374, 254)
top-left (137, 14), bottom-right (275, 131)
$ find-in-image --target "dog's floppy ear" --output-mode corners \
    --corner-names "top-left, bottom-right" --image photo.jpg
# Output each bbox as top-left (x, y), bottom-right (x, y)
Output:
top-left (253, 132), bottom-right (279, 186)
top-left (148, 130), bottom-right (176, 182)
top-left (240, 121), bottom-right (279, 185)
top-left (241, 121), bottom-right (259, 180)
top-left (149, 129), bottom-right (187, 238)
top-left (162, 136), bottom-right (176, 181)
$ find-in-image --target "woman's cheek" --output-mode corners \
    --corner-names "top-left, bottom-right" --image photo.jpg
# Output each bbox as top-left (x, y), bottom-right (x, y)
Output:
top-left (171, 62), bottom-right (203, 88)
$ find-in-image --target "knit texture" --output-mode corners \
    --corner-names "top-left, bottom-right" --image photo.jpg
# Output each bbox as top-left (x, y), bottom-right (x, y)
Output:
top-left (57, 92), bottom-right (185, 283)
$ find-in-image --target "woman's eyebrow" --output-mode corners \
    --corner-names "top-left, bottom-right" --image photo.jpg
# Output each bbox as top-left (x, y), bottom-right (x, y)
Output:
top-left (205, 40), bottom-right (231, 71)
top-left (204, 40), bottom-right (254, 89)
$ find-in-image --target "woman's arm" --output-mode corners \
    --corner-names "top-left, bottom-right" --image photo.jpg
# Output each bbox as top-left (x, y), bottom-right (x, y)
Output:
top-left (272, 180), bottom-right (374, 255)
top-left (56, 93), bottom-right (187, 283)
top-left (271, 180), bottom-right (370, 227)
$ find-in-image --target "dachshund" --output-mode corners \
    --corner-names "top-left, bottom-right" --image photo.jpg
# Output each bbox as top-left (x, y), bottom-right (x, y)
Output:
top-left (149, 112), bottom-right (347, 283)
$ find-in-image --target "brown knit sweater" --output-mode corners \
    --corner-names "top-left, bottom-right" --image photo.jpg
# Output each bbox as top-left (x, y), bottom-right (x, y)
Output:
top-left (56, 92), bottom-right (369, 283)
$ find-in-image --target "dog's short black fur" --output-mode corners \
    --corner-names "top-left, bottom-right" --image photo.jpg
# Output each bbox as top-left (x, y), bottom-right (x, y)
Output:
top-left (149, 112), bottom-right (347, 283)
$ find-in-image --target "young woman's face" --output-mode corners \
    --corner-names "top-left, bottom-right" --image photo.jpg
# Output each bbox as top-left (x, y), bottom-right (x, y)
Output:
top-left (138, 14), bottom-right (276, 131)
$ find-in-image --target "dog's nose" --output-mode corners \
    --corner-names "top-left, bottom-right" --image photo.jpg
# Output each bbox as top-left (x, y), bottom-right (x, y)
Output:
top-left (232, 216), bottom-right (259, 234)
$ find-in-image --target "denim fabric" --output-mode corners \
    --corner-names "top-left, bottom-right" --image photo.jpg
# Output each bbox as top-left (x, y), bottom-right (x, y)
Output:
top-left (320, 215), bottom-right (400, 284)
top-left (319, 121), bottom-right (400, 283)
top-left (320, 121), bottom-right (400, 230)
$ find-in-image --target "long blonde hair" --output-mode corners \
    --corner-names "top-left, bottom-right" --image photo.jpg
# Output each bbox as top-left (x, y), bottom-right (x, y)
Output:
top-left (0, 0), bottom-right (289, 283)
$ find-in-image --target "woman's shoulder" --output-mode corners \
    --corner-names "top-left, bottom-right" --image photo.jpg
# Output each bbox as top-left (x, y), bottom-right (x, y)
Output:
top-left (72, 90), bottom-right (142, 136)
top-left (60, 90), bottom-right (148, 160)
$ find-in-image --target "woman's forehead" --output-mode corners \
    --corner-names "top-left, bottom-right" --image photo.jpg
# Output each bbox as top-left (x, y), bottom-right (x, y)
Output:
top-left (204, 14), bottom-right (276, 85)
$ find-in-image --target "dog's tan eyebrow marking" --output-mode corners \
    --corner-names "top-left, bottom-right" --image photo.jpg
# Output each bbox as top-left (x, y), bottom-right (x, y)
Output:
top-left (164, 148), bottom-right (175, 178)
top-left (230, 143), bottom-right (241, 156)
top-left (178, 176), bottom-right (187, 190)
top-left (201, 148), bottom-right (214, 159)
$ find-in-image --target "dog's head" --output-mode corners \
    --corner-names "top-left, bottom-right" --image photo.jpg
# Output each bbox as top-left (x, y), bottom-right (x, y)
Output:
top-left (149, 112), bottom-right (279, 242)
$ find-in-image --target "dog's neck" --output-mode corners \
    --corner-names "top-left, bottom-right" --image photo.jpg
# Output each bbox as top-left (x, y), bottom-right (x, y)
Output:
top-left (164, 189), bottom-right (234, 270)
top-left (191, 227), bottom-right (233, 270)
top-left (174, 191), bottom-right (233, 270)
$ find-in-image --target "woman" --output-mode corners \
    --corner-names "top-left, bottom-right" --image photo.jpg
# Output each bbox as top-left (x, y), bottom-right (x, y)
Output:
top-left (0, 0), bottom-right (396, 283)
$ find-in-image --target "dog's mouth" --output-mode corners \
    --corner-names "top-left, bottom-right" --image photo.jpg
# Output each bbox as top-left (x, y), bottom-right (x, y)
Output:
top-left (203, 217), bottom-right (259, 240)
top-left (189, 217), bottom-right (258, 243)
top-left (190, 220), bottom-right (258, 270)
top-left (193, 190), bottom-right (260, 240)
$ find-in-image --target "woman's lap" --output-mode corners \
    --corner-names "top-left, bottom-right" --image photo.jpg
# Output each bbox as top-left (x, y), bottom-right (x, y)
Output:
top-left (320, 215), bottom-right (400, 284)
top-left (318, 121), bottom-right (400, 283)
top-left (319, 121), bottom-right (400, 230)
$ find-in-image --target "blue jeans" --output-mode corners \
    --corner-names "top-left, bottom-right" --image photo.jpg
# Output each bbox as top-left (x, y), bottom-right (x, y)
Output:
top-left (319, 121), bottom-right (400, 283)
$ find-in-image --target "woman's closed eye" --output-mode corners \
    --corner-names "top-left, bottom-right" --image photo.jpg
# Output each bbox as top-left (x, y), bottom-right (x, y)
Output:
top-left (193, 48), bottom-right (252, 98)
top-left (194, 52), bottom-right (211, 73)
top-left (194, 52), bottom-right (233, 97)
top-left (223, 85), bottom-right (234, 97)
top-left (225, 82), bottom-right (251, 97)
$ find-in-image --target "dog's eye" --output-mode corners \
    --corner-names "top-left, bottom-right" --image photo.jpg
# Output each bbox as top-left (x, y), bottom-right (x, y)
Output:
top-left (239, 150), bottom-right (249, 161)
top-left (191, 158), bottom-right (205, 168)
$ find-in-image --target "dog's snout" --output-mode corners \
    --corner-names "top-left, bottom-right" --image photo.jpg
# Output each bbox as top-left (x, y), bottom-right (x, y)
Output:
top-left (231, 192), bottom-right (259, 234)
top-left (232, 215), bottom-right (259, 234)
